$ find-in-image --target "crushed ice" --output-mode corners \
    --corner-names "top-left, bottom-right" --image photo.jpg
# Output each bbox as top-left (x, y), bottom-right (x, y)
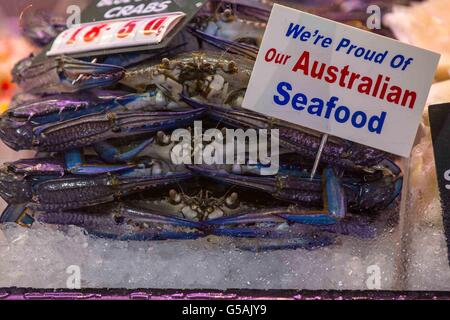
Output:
top-left (0, 222), bottom-right (401, 290)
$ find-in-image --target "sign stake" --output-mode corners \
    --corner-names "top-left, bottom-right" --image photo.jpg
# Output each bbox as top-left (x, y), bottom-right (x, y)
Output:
top-left (310, 134), bottom-right (328, 180)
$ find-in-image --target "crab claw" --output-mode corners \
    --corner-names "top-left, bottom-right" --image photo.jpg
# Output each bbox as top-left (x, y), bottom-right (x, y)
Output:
top-left (35, 205), bottom-right (204, 240)
top-left (7, 91), bottom-right (124, 125)
top-left (12, 55), bottom-right (125, 94)
top-left (348, 176), bottom-right (403, 212)
top-left (187, 164), bottom-right (323, 205)
top-left (189, 165), bottom-right (349, 225)
top-left (32, 108), bottom-right (206, 152)
top-left (203, 168), bottom-right (346, 226)
top-left (93, 137), bottom-right (155, 163)
top-left (3, 157), bottom-right (65, 176)
top-left (31, 167), bottom-right (193, 211)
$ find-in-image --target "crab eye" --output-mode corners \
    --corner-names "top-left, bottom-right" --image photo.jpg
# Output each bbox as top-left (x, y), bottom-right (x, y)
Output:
top-left (151, 161), bottom-right (162, 175)
top-left (226, 61), bottom-right (237, 73)
top-left (169, 189), bottom-right (181, 204)
top-left (156, 131), bottom-right (171, 146)
top-left (113, 214), bottom-right (124, 224)
top-left (162, 58), bottom-right (170, 68)
top-left (231, 164), bottom-right (242, 174)
top-left (220, 9), bottom-right (234, 22)
top-left (225, 192), bottom-right (239, 209)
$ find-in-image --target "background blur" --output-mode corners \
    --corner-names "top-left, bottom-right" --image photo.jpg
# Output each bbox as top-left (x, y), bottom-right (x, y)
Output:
top-left (0, 0), bottom-right (88, 16)
top-left (0, 1), bottom-right (90, 207)
top-left (0, 1), bottom-right (92, 111)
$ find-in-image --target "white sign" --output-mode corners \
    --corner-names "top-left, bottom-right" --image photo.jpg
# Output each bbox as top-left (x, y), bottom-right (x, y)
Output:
top-left (242, 4), bottom-right (440, 157)
top-left (47, 12), bottom-right (185, 56)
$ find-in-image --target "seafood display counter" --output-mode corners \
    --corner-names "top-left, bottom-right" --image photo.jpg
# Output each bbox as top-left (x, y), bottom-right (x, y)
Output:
top-left (0, 0), bottom-right (448, 295)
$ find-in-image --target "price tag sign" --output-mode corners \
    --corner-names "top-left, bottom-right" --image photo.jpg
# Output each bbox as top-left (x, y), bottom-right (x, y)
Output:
top-left (242, 4), bottom-right (440, 157)
top-left (429, 103), bottom-right (450, 265)
top-left (47, 12), bottom-right (185, 56)
top-left (46, 0), bottom-right (207, 58)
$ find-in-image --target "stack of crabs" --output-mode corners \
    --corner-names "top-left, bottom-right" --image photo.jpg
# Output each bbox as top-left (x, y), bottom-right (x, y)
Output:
top-left (0, 1), bottom-right (404, 251)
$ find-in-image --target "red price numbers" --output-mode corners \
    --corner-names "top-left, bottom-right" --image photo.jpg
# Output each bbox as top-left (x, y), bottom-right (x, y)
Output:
top-left (66, 23), bottom-right (109, 45)
top-left (143, 17), bottom-right (168, 36)
top-left (84, 24), bottom-right (109, 42)
top-left (66, 26), bottom-right (85, 45)
top-left (117, 20), bottom-right (137, 39)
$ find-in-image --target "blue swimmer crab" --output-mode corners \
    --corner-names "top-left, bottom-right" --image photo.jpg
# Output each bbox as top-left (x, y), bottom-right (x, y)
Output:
top-left (0, 152), bottom-right (190, 211)
top-left (1, 166), bottom-right (397, 250)
top-left (0, 146), bottom-right (401, 222)
top-left (0, 46), bottom-right (403, 250)
top-left (8, 51), bottom-right (400, 175)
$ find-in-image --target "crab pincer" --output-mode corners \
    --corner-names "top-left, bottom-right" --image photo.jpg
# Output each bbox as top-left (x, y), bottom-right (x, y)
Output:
top-left (188, 164), bottom-right (402, 220)
top-left (31, 169), bottom-right (192, 211)
top-left (12, 55), bottom-right (125, 94)
top-left (0, 89), bottom-right (189, 152)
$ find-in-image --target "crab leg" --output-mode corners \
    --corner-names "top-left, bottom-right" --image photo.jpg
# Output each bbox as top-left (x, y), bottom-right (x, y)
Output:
top-left (235, 236), bottom-right (335, 252)
top-left (207, 209), bottom-right (376, 239)
top-left (0, 203), bottom-right (204, 241)
top-left (93, 137), bottom-right (155, 163)
top-left (64, 149), bottom-right (136, 175)
top-left (8, 89), bottom-right (178, 126)
top-left (189, 28), bottom-right (259, 59)
top-left (205, 208), bottom-right (289, 225)
top-left (119, 205), bottom-right (203, 229)
top-left (276, 167), bottom-right (346, 225)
